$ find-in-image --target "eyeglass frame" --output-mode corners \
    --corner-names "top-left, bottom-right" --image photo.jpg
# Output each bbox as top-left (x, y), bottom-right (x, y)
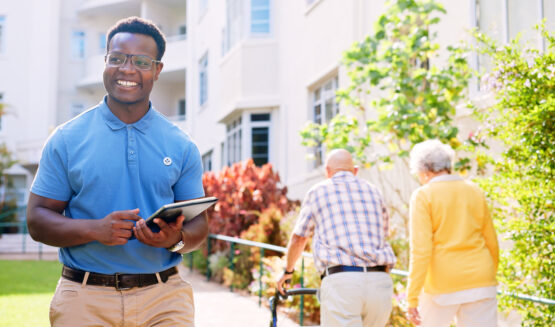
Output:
top-left (104, 52), bottom-right (162, 70)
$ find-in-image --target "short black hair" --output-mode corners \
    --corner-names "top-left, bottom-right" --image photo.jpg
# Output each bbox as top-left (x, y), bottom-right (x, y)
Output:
top-left (106, 16), bottom-right (166, 60)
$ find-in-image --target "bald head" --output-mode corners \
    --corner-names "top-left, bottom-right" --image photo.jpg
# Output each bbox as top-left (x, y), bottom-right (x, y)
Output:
top-left (325, 149), bottom-right (357, 178)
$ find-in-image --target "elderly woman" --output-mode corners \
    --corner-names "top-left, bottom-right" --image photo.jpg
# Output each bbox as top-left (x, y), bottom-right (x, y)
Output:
top-left (406, 140), bottom-right (499, 327)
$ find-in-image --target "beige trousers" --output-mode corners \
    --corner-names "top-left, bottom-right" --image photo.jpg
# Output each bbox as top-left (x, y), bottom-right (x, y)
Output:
top-left (49, 266), bottom-right (194, 327)
top-left (319, 271), bottom-right (393, 327)
top-left (419, 292), bottom-right (497, 327)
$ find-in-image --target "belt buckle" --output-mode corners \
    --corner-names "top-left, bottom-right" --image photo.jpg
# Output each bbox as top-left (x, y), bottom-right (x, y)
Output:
top-left (115, 273), bottom-right (132, 291)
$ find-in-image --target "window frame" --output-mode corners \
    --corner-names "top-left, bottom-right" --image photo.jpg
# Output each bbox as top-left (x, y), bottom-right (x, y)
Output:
top-left (249, 112), bottom-right (271, 166)
top-left (199, 52), bottom-right (209, 107)
top-left (0, 15), bottom-right (6, 55)
top-left (71, 29), bottom-right (86, 60)
top-left (225, 116), bottom-right (243, 166)
top-left (202, 150), bottom-right (213, 172)
top-left (250, 0), bottom-right (271, 36)
top-left (310, 76), bottom-right (339, 167)
top-left (177, 98), bottom-right (186, 120)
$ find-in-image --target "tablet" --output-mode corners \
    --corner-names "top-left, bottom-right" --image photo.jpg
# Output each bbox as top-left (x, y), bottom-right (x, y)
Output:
top-left (145, 196), bottom-right (218, 233)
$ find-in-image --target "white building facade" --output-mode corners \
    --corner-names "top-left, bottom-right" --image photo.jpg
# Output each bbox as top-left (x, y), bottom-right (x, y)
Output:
top-left (0, 0), bottom-right (552, 206)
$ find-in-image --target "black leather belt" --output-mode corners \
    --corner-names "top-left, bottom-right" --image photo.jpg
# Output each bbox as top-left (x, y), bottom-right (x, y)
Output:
top-left (321, 265), bottom-right (388, 280)
top-left (62, 265), bottom-right (178, 290)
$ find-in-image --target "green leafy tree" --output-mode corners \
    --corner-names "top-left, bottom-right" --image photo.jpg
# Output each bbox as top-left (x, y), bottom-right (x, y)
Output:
top-left (300, 0), bottom-right (471, 253)
top-left (300, 1), bottom-right (472, 325)
top-left (474, 24), bottom-right (554, 325)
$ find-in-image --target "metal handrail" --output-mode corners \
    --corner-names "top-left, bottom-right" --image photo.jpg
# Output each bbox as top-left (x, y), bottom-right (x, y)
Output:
top-left (204, 233), bottom-right (555, 307)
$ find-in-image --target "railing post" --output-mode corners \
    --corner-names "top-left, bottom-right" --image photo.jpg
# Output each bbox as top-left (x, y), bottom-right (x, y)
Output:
top-left (229, 242), bottom-right (235, 292)
top-left (206, 237), bottom-right (212, 281)
top-left (188, 252), bottom-right (193, 272)
top-left (258, 248), bottom-right (265, 307)
top-left (300, 257), bottom-right (305, 326)
top-left (39, 243), bottom-right (43, 261)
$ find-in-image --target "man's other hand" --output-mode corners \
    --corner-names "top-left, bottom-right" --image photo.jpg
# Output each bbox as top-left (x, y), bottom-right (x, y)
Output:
top-left (134, 215), bottom-right (184, 248)
top-left (94, 209), bottom-right (141, 246)
top-left (276, 272), bottom-right (293, 296)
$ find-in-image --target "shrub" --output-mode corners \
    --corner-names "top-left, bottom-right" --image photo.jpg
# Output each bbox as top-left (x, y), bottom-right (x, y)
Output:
top-left (203, 159), bottom-right (299, 250)
top-left (474, 24), bottom-right (555, 325)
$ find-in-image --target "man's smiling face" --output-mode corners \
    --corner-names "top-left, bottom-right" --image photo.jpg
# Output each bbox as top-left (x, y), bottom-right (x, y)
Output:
top-left (103, 32), bottom-right (163, 107)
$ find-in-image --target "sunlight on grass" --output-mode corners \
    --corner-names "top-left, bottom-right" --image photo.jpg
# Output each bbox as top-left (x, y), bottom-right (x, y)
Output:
top-left (0, 260), bottom-right (61, 326)
top-left (0, 294), bottom-right (52, 327)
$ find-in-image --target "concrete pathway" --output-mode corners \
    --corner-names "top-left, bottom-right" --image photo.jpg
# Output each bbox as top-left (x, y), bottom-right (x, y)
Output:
top-left (182, 270), bottom-right (300, 327)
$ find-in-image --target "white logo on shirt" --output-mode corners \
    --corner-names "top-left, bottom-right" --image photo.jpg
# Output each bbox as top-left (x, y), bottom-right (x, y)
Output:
top-left (163, 157), bottom-right (172, 166)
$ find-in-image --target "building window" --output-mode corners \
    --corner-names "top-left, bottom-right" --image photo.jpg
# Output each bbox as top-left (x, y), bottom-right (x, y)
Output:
top-left (179, 24), bottom-right (187, 37)
top-left (224, 0), bottom-right (244, 54)
top-left (99, 33), bottom-right (106, 54)
top-left (311, 76), bottom-right (339, 167)
top-left (225, 116), bottom-right (242, 166)
top-left (71, 103), bottom-right (84, 117)
top-left (202, 150), bottom-right (213, 172)
top-left (199, 0), bottom-right (208, 18)
top-left (250, 113), bottom-right (270, 166)
top-left (178, 99), bottom-right (186, 120)
top-left (72, 30), bottom-right (86, 59)
top-left (199, 53), bottom-right (208, 106)
top-left (476, 0), bottom-right (554, 51)
top-left (0, 16), bottom-right (5, 54)
top-left (251, 0), bottom-right (270, 34)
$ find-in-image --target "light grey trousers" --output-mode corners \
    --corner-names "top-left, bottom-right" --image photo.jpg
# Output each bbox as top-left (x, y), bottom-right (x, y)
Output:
top-left (319, 271), bottom-right (393, 327)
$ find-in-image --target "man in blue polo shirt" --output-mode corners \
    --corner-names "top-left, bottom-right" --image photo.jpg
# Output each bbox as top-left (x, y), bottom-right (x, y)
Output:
top-left (26, 17), bottom-right (207, 326)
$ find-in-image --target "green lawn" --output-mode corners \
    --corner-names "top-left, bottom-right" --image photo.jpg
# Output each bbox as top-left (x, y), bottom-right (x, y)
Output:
top-left (0, 260), bottom-right (61, 327)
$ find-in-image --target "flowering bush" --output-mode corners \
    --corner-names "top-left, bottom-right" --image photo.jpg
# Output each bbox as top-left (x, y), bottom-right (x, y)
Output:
top-left (474, 24), bottom-right (555, 325)
top-left (203, 159), bottom-right (299, 250)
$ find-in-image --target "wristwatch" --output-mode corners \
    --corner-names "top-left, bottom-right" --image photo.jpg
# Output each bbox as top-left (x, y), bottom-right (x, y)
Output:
top-left (167, 240), bottom-right (185, 252)
top-left (168, 231), bottom-right (185, 252)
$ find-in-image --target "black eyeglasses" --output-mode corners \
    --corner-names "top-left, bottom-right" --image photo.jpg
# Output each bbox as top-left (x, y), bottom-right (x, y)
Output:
top-left (105, 52), bottom-right (161, 70)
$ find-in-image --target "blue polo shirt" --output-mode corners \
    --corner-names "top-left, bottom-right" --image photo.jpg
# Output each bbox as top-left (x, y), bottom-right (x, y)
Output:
top-left (31, 97), bottom-right (205, 274)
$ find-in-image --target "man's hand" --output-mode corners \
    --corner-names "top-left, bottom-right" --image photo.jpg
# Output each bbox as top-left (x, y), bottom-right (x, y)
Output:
top-left (407, 307), bottom-right (421, 326)
top-left (134, 215), bottom-right (184, 248)
top-left (93, 209), bottom-right (141, 246)
top-left (276, 271), bottom-right (293, 296)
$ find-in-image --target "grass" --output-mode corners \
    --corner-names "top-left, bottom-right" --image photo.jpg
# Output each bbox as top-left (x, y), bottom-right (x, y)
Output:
top-left (0, 260), bottom-right (61, 327)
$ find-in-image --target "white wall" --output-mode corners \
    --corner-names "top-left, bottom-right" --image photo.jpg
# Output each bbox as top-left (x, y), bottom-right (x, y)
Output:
top-left (0, 0), bottom-right (61, 165)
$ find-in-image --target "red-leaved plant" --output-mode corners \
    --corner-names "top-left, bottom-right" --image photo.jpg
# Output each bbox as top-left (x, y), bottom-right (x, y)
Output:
top-left (203, 159), bottom-right (299, 250)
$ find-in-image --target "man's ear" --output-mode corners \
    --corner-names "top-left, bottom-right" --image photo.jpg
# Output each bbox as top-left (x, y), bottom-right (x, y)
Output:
top-left (154, 62), bottom-right (164, 81)
top-left (353, 166), bottom-right (359, 176)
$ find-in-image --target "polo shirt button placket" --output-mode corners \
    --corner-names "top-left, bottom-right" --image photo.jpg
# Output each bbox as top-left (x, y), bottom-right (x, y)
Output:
top-left (127, 126), bottom-right (137, 164)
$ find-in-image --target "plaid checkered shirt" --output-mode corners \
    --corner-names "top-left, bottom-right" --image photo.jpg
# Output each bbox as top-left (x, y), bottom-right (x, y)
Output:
top-left (293, 171), bottom-right (396, 274)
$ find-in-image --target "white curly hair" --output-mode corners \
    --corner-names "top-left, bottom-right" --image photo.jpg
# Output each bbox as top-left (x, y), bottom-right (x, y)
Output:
top-left (409, 140), bottom-right (455, 175)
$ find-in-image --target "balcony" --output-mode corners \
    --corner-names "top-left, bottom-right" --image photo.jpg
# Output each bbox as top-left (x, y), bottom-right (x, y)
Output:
top-left (218, 39), bottom-right (280, 122)
top-left (78, 0), bottom-right (141, 17)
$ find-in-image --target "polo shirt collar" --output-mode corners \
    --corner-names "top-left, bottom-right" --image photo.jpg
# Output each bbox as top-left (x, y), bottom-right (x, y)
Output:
top-left (430, 174), bottom-right (462, 183)
top-left (99, 95), bottom-right (154, 134)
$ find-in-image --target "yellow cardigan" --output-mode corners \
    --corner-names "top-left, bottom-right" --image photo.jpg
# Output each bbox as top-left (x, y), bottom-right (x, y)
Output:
top-left (407, 177), bottom-right (499, 308)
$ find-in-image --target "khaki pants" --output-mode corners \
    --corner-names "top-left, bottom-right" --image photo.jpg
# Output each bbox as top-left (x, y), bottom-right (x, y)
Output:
top-left (319, 271), bottom-right (393, 327)
top-left (419, 292), bottom-right (497, 327)
top-left (49, 266), bottom-right (194, 327)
